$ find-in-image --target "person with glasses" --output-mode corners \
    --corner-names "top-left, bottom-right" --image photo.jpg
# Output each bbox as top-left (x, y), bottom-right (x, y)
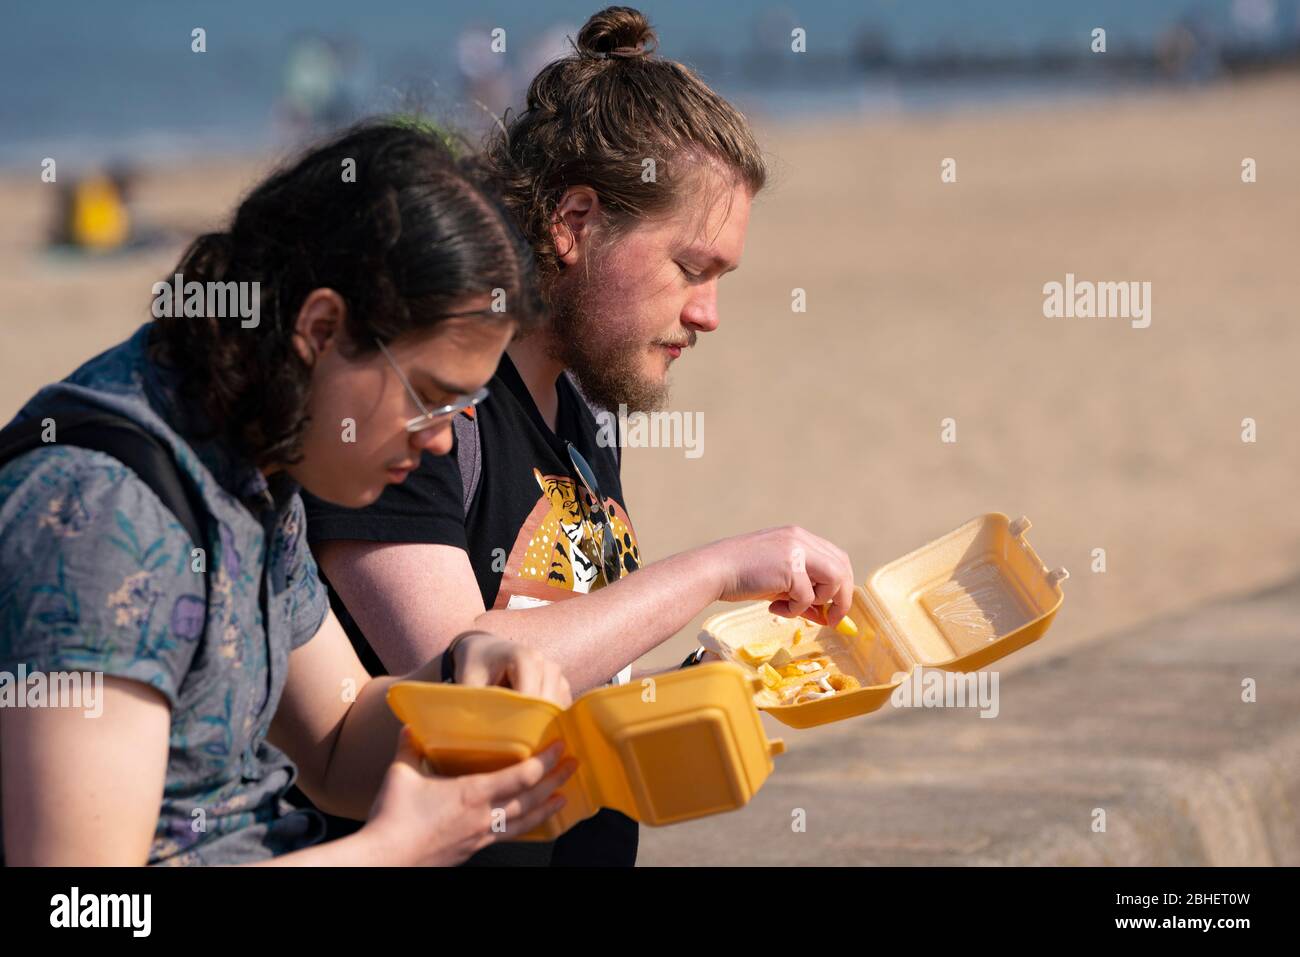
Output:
top-left (0, 122), bottom-right (577, 866)
top-left (302, 8), bottom-right (858, 868)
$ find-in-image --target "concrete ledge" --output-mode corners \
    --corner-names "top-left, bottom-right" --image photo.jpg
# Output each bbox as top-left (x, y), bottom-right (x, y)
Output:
top-left (638, 574), bottom-right (1300, 865)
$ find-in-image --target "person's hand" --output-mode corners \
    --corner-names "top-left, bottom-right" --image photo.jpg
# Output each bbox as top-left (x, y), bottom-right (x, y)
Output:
top-left (709, 525), bottom-right (856, 626)
top-left (450, 631), bottom-right (572, 707)
top-left (363, 728), bottom-right (576, 866)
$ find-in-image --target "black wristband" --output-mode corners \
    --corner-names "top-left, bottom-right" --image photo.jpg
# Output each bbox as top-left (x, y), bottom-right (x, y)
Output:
top-left (441, 630), bottom-right (495, 683)
top-left (441, 633), bottom-right (470, 683)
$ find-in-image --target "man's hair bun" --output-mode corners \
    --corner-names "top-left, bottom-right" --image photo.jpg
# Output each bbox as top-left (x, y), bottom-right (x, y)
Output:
top-left (576, 6), bottom-right (657, 59)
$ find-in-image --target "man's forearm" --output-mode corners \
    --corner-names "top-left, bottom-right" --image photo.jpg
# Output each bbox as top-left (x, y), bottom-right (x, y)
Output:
top-left (475, 543), bottom-right (727, 692)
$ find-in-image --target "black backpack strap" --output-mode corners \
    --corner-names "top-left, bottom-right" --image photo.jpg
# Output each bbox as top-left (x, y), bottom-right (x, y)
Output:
top-left (0, 409), bottom-right (210, 557)
top-left (452, 411), bottom-right (481, 517)
top-left (451, 374), bottom-right (620, 517)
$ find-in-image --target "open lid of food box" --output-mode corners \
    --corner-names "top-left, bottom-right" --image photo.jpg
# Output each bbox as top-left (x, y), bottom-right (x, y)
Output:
top-left (859, 512), bottom-right (1068, 673)
top-left (701, 512), bottom-right (1068, 728)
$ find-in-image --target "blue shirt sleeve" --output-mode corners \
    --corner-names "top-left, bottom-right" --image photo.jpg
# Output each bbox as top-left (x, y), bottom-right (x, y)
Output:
top-left (0, 446), bottom-right (206, 708)
top-left (279, 493), bottom-right (328, 649)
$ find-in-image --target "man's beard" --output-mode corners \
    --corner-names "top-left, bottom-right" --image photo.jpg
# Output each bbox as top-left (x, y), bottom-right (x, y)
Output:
top-left (545, 270), bottom-right (692, 415)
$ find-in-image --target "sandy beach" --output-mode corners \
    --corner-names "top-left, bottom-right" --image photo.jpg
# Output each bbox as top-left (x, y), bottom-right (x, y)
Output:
top-left (1, 73), bottom-right (1296, 681)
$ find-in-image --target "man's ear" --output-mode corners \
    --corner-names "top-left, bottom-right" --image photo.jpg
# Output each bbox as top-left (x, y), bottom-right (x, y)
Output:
top-left (292, 289), bottom-right (348, 366)
top-left (550, 187), bottom-right (600, 269)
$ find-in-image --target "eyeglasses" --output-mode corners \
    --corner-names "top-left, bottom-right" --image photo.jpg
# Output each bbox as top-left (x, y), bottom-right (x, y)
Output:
top-left (566, 441), bottom-right (623, 588)
top-left (375, 338), bottom-right (489, 433)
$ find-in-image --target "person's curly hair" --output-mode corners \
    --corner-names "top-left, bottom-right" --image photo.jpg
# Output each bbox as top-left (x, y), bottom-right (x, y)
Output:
top-left (149, 120), bottom-right (540, 469)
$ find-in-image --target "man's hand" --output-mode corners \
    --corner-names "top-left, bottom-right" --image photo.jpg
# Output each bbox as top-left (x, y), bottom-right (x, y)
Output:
top-left (710, 525), bottom-right (856, 627)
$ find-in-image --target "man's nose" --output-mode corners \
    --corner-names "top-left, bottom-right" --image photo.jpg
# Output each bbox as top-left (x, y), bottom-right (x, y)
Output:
top-left (681, 282), bottom-right (720, 333)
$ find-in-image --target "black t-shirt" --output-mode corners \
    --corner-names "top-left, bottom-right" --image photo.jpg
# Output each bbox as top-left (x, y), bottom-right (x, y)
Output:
top-left (301, 353), bottom-right (644, 866)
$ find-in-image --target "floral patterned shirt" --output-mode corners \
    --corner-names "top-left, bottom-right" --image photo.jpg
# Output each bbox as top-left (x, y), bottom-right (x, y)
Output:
top-left (0, 324), bottom-right (329, 864)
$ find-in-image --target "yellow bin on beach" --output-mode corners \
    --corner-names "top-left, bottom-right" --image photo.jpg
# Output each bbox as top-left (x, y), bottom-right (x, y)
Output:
top-left (701, 513), bottom-right (1070, 729)
top-left (387, 663), bottom-right (785, 840)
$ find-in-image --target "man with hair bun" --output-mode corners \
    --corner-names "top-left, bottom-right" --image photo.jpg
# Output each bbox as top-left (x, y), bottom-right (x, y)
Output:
top-left (306, 7), bottom-right (858, 867)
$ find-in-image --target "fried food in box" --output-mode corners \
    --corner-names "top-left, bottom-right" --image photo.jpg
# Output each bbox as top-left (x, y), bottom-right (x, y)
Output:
top-left (738, 638), bottom-right (783, 666)
top-left (735, 615), bottom-right (866, 708)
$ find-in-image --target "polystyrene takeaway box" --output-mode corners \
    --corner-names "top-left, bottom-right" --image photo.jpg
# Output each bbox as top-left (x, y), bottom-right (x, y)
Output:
top-left (701, 513), bottom-right (1069, 729)
top-left (387, 662), bottom-right (785, 840)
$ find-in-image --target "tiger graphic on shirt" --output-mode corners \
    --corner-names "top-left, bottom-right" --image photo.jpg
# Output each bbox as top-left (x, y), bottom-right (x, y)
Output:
top-left (491, 467), bottom-right (641, 610)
